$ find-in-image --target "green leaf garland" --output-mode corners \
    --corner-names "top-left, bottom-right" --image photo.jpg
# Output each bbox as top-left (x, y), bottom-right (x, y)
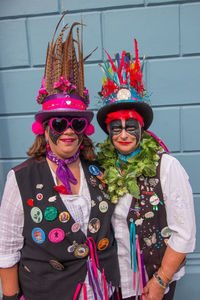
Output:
top-left (97, 132), bottom-right (163, 203)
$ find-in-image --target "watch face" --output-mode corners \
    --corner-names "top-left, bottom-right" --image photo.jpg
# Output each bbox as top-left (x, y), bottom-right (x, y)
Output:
top-left (117, 88), bottom-right (131, 100)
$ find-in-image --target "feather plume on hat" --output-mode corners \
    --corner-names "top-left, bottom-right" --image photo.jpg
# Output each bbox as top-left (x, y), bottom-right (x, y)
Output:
top-left (97, 39), bottom-right (153, 133)
top-left (33, 11), bottom-right (95, 135)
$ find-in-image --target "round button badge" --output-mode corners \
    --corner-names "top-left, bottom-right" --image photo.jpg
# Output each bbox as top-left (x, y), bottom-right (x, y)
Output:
top-left (88, 165), bottom-right (100, 176)
top-left (36, 193), bottom-right (43, 201)
top-left (97, 238), bottom-right (109, 251)
top-left (88, 218), bottom-right (100, 234)
top-left (67, 241), bottom-right (78, 253)
top-left (44, 207), bottom-right (58, 221)
top-left (74, 244), bottom-right (89, 258)
top-left (31, 207), bottom-right (43, 223)
top-left (99, 201), bottom-right (108, 213)
top-left (59, 211), bottom-right (70, 223)
top-left (32, 227), bottom-right (45, 244)
top-left (48, 228), bottom-right (65, 243)
top-left (149, 195), bottom-right (160, 206)
top-left (71, 223), bottom-right (80, 233)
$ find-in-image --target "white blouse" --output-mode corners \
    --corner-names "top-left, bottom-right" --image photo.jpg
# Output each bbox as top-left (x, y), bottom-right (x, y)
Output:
top-left (111, 154), bottom-right (196, 298)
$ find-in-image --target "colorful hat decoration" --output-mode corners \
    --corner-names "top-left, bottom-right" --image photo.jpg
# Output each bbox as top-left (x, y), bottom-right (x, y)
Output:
top-left (97, 39), bottom-right (153, 133)
top-left (32, 12), bottom-right (94, 136)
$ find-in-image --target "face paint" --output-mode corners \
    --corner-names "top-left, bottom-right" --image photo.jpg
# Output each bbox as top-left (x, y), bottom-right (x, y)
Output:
top-left (109, 118), bottom-right (140, 143)
top-left (49, 127), bottom-right (60, 145)
top-left (77, 133), bottom-right (84, 144)
top-left (48, 116), bottom-right (84, 146)
top-left (49, 124), bottom-right (83, 147)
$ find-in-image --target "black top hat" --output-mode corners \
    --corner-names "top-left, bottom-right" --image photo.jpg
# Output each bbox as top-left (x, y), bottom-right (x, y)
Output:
top-left (97, 40), bottom-right (153, 134)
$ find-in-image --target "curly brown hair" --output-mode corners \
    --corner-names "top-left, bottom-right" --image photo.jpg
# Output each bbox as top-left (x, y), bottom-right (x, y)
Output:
top-left (27, 121), bottom-right (96, 161)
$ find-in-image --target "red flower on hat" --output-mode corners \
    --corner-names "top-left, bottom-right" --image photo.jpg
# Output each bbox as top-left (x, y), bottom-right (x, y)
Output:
top-left (102, 79), bottom-right (119, 98)
top-left (37, 88), bottom-right (48, 104)
top-left (54, 76), bottom-right (77, 93)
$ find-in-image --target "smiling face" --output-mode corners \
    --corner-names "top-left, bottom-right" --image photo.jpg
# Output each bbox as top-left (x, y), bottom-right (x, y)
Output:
top-left (108, 118), bottom-right (142, 155)
top-left (45, 118), bottom-right (83, 159)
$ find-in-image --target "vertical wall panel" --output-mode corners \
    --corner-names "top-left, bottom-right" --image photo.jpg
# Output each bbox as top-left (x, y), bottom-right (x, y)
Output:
top-left (102, 6), bottom-right (179, 58)
top-left (0, 19), bottom-right (29, 68)
top-left (0, 0), bottom-right (59, 17)
top-left (181, 3), bottom-right (200, 55)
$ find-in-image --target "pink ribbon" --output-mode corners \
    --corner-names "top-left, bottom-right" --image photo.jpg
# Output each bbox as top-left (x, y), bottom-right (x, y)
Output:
top-left (42, 97), bottom-right (86, 111)
top-left (73, 283), bottom-right (82, 300)
top-left (136, 236), bottom-right (143, 300)
top-left (116, 288), bottom-right (120, 300)
top-left (82, 283), bottom-right (87, 300)
top-left (101, 269), bottom-right (108, 300)
top-left (87, 237), bottom-right (100, 278)
top-left (73, 283), bottom-right (87, 300)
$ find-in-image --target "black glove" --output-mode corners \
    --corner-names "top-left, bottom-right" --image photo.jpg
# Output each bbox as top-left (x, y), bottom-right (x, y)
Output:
top-left (3, 293), bottom-right (21, 300)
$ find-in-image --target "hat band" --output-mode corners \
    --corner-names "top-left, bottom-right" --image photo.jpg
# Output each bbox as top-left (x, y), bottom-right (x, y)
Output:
top-left (42, 98), bottom-right (87, 111)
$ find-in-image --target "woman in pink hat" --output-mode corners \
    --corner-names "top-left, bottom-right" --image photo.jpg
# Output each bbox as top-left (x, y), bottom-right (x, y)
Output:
top-left (0, 14), bottom-right (120, 300)
top-left (96, 41), bottom-right (196, 300)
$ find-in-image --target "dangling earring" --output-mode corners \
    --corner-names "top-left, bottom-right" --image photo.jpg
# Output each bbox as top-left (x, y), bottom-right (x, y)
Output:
top-left (80, 145), bottom-right (84, 150)
top-left (46, 141), bottom-right (50, 150)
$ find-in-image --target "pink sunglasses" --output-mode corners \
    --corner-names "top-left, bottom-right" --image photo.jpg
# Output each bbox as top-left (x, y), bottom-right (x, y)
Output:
top-left (49, 117), bottom-right (88, 135)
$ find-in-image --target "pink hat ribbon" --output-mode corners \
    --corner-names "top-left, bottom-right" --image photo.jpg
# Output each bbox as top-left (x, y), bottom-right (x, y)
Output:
top-left (42, 97), bottom-right (86, 111)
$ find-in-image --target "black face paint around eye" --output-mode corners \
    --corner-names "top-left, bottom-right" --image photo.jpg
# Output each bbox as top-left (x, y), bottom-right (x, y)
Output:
top-left (49, 125), bottom-right (82, 146)
top-left (125, 118), bottom-right (140, 143)
top-left (49, 127), bottom-right (61, 145)
top-left (109, 119), bottom-right (123, 136)
top-left (109, 118), bottom-right (141, 145)
top-left (78, 133), bottom-right (84, 144)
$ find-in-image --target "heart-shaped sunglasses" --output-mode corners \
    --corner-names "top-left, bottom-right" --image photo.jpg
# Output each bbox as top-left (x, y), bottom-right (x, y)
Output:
top-left (49, 117), bottom-right (88, 135)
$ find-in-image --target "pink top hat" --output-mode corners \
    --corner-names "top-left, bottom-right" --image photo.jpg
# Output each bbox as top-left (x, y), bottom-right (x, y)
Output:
top-left (32, 12), bottom-right (94, 135)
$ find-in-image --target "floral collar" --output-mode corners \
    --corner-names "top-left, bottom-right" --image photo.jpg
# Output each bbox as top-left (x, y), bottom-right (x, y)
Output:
top-left (97, 132), bottom-right (163, 203)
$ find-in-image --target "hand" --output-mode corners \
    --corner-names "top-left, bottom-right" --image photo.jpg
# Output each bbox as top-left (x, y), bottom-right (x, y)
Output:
top-left (142, 277), bottom-right (166, 300)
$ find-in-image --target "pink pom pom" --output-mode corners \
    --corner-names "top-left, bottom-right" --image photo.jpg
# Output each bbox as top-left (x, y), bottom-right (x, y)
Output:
top-left (32, 121), bottom-right (44, 135)
top-left (84, 123), bottom-right (95, 136)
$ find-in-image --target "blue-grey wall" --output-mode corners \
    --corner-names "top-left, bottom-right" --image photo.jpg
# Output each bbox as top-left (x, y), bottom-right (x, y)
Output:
top-left (0, 0), bottom-right (199, 298)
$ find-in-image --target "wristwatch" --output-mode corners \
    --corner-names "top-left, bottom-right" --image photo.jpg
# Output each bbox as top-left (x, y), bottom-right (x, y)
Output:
top-left (3, 293), bottom-right (21, 300)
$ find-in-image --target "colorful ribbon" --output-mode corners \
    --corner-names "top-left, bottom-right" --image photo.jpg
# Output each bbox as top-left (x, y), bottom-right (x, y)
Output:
top-left (73, 283), bottom-right (82, 300)
top-left (87, 237), bottom-right (99, 278)
top-left (101, 269), bottom-right (109, 300)
top-left (136, 235), bottom-right (143, 300)
top-left (130, 220), bottom-right (137, 289)
top-left (87, 259), bottom-right (98, 300)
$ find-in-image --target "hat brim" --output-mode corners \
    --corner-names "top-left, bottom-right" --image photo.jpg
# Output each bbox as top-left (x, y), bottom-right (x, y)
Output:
top-left (97, 101), bottom-right (153, 133)
top-left (35, 109), bottom-right (94, 123)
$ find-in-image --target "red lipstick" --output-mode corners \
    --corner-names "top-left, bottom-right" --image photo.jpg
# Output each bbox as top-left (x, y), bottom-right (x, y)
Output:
top-left (118, 142), bottom-right (131, 145)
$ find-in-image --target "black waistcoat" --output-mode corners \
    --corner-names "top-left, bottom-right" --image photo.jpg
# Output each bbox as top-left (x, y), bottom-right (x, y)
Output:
top-left (127, 154), bottom-right (169, 279)
top-left (14, 157), bottom-right (119, 300)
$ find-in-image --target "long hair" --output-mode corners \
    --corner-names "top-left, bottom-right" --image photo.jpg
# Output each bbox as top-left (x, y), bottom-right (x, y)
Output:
top-left (27, 121), bottom-right (96, 161)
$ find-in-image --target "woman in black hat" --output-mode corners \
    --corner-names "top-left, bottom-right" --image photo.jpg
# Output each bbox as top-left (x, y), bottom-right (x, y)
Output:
top-left (96, 40), bottom-right (196, 300)
top-left (0, 14), bottom-right (120, 300)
